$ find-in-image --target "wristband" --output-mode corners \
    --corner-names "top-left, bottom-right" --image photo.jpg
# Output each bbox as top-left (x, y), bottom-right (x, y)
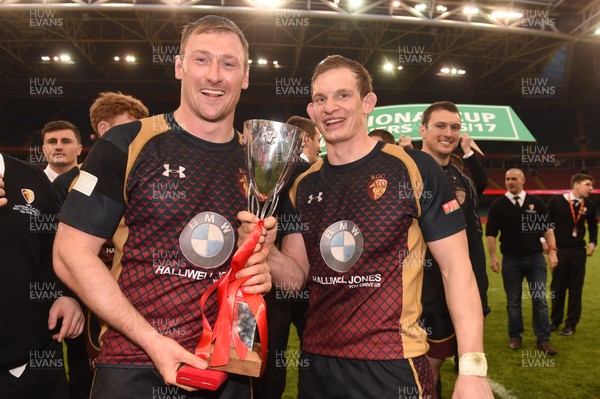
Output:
top-left (548, 246), bottom-right (557, 251)
top-left (458, 352), bottom-right (487, 377)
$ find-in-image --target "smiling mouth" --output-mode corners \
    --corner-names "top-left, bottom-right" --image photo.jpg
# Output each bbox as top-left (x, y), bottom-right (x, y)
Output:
top-left (201, 89), bottom-right (225, 97)
top-left (324, 118), bottom-right (344, 127)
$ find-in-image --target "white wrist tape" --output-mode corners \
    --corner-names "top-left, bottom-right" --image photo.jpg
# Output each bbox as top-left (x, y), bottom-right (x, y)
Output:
top-left (458, 352), bottom-right (487, 377)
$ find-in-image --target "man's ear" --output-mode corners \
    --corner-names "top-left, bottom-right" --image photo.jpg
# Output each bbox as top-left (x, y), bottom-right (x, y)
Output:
top-left (241, 66), bottom-right (249, 90)
top-left (97, 121), bottom-right (111, 136)
top-left (362, 92), bottom-right (377, 114)
top-left (175, 55), bottom-right (183, 80)
top-left (307, 103), bottom-right (315, 120)
top-left (419, 123), bottom-right (427, 139)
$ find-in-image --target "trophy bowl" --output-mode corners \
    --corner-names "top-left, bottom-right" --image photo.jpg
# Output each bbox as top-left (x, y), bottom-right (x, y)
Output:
top-left (244, 119), bottom-right (306, 219)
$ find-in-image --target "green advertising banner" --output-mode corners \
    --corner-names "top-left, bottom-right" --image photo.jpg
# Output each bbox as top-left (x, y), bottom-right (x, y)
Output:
top-left (366, 103), bottom-right (537, 142)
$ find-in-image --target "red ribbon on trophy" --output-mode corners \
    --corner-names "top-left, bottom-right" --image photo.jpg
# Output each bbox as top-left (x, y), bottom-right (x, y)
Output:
top-left (194, 220), bottom-right (267, 377)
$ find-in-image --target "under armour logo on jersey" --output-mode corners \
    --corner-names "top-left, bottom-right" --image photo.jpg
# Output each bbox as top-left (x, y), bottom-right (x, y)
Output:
top-left (162, 164), bottom-right (186, 178)
top-left (307, 192), bottom-right (323, 204)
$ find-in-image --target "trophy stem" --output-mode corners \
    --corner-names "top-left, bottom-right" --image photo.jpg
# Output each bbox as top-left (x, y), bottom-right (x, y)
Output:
top-left (248, 190), bottom-right (259, 217)
top-left (248, 192), bottom-right (280, 220)
top-left (262, 195), bottom-right (279, 220)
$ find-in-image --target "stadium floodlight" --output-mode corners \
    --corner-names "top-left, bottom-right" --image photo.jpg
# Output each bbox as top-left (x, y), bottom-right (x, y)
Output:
top-left (392, 1), bottom-right (400, 7)
top-left (491, 11), bottom-right (523, 20)
top-left (114, 56), bottom-right (120, 61)
top-left (436, 5), bottom-right (447, 12)
top-left (349, 0), bottom-right (362, 9)
top-left (253, 0), bottom-right (280, 8)
top-left (125, 55), bottom-right (136, 63)
top-left (596, 28), bottom-right (600, 35)
top-left (415, 4), bottom-right (426, 12)
top-left (440, 67), bottom-right (466, 75)
top-left (463, 6), bottom-right (479, 15)
top-left (59, 54), bottom-right (71, 63)
top-left (257, 58), bottom-right (268, 65)
top-left (41, 56), bottom-right (50, 62)
top-left (397, 65), bottom-right (403, 71)
top-left (383, 63), bottom-right (393, 71)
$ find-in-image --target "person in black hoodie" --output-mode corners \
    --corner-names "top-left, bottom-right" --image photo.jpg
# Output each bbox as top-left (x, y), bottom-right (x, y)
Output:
top-left (0, 152), bottom-right (84, 399)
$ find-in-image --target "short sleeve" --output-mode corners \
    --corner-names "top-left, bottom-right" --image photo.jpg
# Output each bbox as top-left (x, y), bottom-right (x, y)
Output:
top-left (57, 138), bottom-right (127, 239)
top-left (405, 149), bottom-right (466, 242)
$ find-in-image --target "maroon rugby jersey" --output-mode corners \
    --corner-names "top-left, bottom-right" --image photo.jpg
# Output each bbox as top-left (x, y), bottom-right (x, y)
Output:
top-left (58, 113), bottom-right (248, 365)
top-left (283, 142), bottom-right (465, 360)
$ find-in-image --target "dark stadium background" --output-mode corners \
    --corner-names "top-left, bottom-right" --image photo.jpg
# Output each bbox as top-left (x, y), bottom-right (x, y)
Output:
top-left (1, 0), bottom-right (598, 200)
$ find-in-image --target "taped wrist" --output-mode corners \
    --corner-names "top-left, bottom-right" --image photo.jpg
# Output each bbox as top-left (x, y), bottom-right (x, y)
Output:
top-left (458, 352), bottom-right (487, 377)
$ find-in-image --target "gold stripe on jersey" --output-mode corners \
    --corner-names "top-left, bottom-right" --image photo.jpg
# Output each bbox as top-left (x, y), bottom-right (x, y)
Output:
top-left (86, 310), bottom-right (102, 352)
top-left (97, 214), bottom-right (128, 347)
top-left (124, 114), bottom-right (170, 203)
top-left (288, 157), bottom-right (324, 209)
top-left (400, 218), bottom-right (429, 358)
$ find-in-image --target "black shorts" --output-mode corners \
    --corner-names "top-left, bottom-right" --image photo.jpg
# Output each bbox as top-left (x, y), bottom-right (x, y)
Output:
top-left (421, 312), bottom-right (457, 360)
top-left (298, 352), bottom-right (436, 399)
top-left (91, 365), bottom-right (250, 399)
top-left (421, 312), bottom-right (454, 341)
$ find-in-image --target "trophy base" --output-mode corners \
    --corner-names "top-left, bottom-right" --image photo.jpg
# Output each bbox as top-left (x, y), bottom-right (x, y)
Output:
top-left (207, 343), bottom-right (263, 378)
top-left (176, 367), bottom-right (227, 391)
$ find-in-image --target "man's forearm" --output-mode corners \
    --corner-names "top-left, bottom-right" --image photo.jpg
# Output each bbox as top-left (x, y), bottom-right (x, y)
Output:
top-left (269, 233), bottom-right (310, 291)
top-left (430, 232), bottom-right (485, 354)
top-left (486, 236), bottom-right (497, 258)
top-left (53, 224), bottom-right (158, 351)
top-left (443, 268), bottom-right (485, 354)
top-left (544, 229), bottom-right (557, 249)
top-left (269, 246), bottom-right (307, 291)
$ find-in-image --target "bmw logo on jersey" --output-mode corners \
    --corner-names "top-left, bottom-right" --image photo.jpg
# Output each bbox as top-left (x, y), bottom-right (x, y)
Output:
top-left (320, 220), bottom-right (364, 272)
top-left (179, 211), bottom-right (235, 269)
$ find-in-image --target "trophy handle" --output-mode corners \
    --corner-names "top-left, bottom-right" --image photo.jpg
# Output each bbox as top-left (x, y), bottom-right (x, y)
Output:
top-left (247, 181), bottom-right (281, 220)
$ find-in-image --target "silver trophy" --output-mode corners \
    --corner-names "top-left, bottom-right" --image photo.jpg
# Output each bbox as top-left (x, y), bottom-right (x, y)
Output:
top-left (244, 119), bottom-right (306, 219)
